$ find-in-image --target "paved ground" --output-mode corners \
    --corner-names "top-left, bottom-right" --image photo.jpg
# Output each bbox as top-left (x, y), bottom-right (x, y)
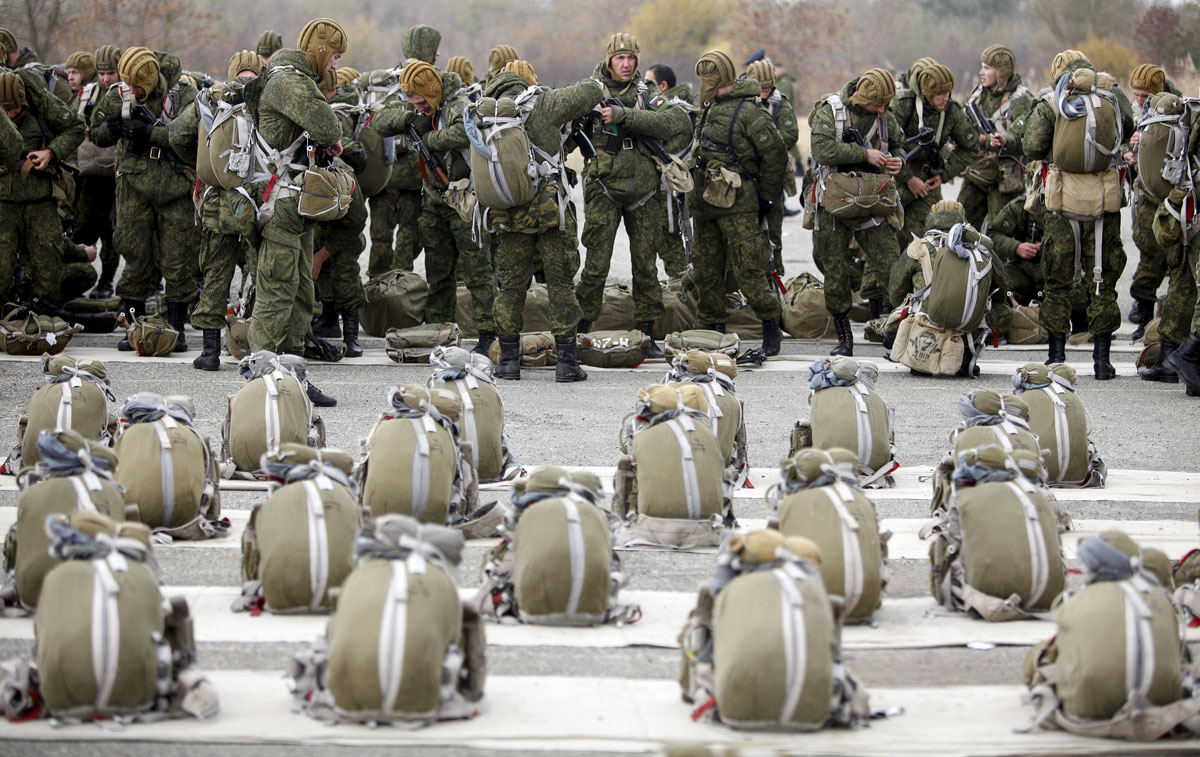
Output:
top-left (1, 183), bottom-right (1199, 754)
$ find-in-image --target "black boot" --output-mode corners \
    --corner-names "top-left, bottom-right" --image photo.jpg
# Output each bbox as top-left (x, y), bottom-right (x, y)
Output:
top-left (868, 298), bottom-right (885, 320)
top-left (1165, 333), bottom-right (1200, 394)
top-left (1045, 332), bottom-right (1067, 365)
top-left (761, 318), bottom-right (782, 357)
top-left (193, 329), bottom-right (221, 371)
top-left (706, 322), bottom-right (726, 334)
top-left (1129, 298), bottom-right (1155, 325)
top-left (495, 335), bottom-right (521, 380)
top-left (312, 303), bottom-right (341, 339)
top-left (1140, 339), bottom-right (1179, 383)
top-left (305, 380), bottom-right (337, 407)
top-left (830, 313), bottom-right (853, 356)
top-left (555, 335), bottom-right (587, 383)
top-left (166, 302), bottom-right (189, 352)
top-left (1092, 332), bottom-right (1116, 380)
top-left (90, 262), bottom-right (117, 299)
top-left (342, 311), bottom-right (362, 358)
top-left (576, 319), bottom-right (591, 335)
top-left (473, 331), bottom-right (496, 357)
top-left (637, 320), bottom-right (664, 359)
top-left (117, 299), bottom-right (145, 351)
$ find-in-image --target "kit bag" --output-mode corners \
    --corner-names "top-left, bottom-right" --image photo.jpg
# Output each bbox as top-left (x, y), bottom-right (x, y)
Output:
top-left (123, 311), bottom-right (179, 357)
top-left (60, 297), bottom-right (122, 333)
top-left (890, 311), bottom-right (968, 376)
top-left (1008, 301), bottom-right (1049, 345)
top-left (577, 330), bottom-right (651, 368)
top-left (781, 273), bottom-right (835, 339)
top-left (1135, 92), bottom-right (1187, 202)
top-left (807, 359), bottom-right (895, 476)
top-left (663, 329), bottom-right (740, 358)
top-left (0, 305), bottom-right (82, 355)
top-left (487, 331), bottom-right (556, 367)
top-left (593, 283), bottom-right (637, 332)
top-left (1012, 363), bottom-right (1106, 487)
top-left (1051, 68), bottom-right (1122, 175)
top-left (467, 94), bottom-right (539, 210)
top-left (666, 350), bottom-right (746, 476)
top-left (821, 171), bottom-right (901, 220)
top-left (19, 357), bottom-right (115, 474)
top-left (360, 269), bottom-right (429, 337)
top-left (656, 277), bottom-right (702, 338)
top-left (910, 225), bottom-right (995, 333)
top-left (385, 323), bottom-right (462, 363)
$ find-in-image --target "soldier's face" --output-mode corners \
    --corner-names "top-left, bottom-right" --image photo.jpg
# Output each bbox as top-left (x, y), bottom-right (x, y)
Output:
top-left (410, 94), bottom-right (432, 115)
top-left (131, 85), bottom-right (147, 101)
top-left (644, 72), bottom-right (666, 93)
top-left (5, 50), bottom-right (16, 67)
top-left (67, 68), bottom-right (85, 91)
top-left (862, 102), bottom-right (886, 114)
top-left (979, 63), bottom-right (997, 88)
top-left (98, 69), bottom-right (118, 87)
top-left (325, 53), bottom-right (341, 74)
top-left (1133, 88), bottom-right (1151, 108)
top-left (5, 106), bottom-right (20, 119)
top-left (931, 92), bottom-right (950, 111)
top-left (760, 87), bottom-right (773, 99)
top-left (610, 53), bottom-right (637, 82)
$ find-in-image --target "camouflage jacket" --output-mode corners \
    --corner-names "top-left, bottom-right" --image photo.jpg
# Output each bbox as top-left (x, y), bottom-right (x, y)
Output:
top-left (327, 87), bottom-right (368, 174)
top-left (254, 49), bottom-right (342, 154)
top-left (810, 77), bottom-right (910, 183)
top-left (688, 77), bottom-right (787, 218)
top-left (1022, 60), bottom-right (1137, 171)
top-left (584, 62), bottom-right (692, 202)
top-left (415, 70), bottom-right (470, 204)
top-left (761, 89), bottom-right (799, 150)
top-left (988, 195), bottom-right (1041, 263)
top-left (90, 51), bottom-right (196, 199)
top-left (890, 88), bottom-right (979, 181)
top-left (0, 83), bottom-right (84, 202)
top-left (661, 83), bottom-right (698, 156)
top-left (0, 111), bottom-right (21, 164)
top-left (964, 72), bottom-right (1034, 160)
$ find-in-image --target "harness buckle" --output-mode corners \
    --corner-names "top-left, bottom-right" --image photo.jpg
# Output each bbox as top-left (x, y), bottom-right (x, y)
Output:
top-left (148, 147), bottom-right (162, 160)
top-left (622, 137), bottom-right (634, 150)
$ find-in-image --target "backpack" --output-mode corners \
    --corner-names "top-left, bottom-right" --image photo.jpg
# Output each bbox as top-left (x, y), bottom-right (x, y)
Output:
top-left (16, 512), bottom-right (219, 722)
top-left (1051, 68), bottom-right (1122, 174)
top-left (577, 329), bottom-right (651, 368)
top-left (1012, 363), bottom-right (1107, 487)
top-left (663, 329), bottom-right (740, 358)
top-left (466, 88), bottom-right (559, 210)
top-left (123, 311), bottom-right (179, 356)
top-left (678, 531), bottom-right (869, 731)
top-left (196, 91), bottom-right (265, 189)
top-left (781, 273), bottom-right (835, 339)
top-left (358, 385), bottom-right (478, 526)
top-left (329, 100), bottom-right (396, 197)
top-left (290, 515), bottom-right (485, 725)
top-left (427, 347), bottom-right (515, 483)
top-left (3, 431), bottom-right (126, 611)
top-left (1135, 92), bottom-right (1189, 202)
top-left (666, 350), bottom-right (747, 478)
top-left (360, 269), bottom-right (429, 337)
top-left (1008, 300), bottom-right (1049, 345)
top-left (801, 358), bottom-right (897, 484)
top-left (773, 451), bottom-right (887, 623)
top-left (113, 394), bottom-right (225, 539)
top-left (17, 356), bottom-right (115, 474)
top-left (59, 296), bottom-right (122, 333)
top-left (0, 305), bottom-right (82, 355)
top-left (237, 445), bottom-right (362, 613)
top-left (1024, 537), bottom-right (1200, 740)
top-left (487, 331), bottom-right (557, 367)
top-left (385, 322), bottom-right (462, 363)
top-left (908, 224), bottom-right (995, 332)
top-left (222, 352), bottom-right (324, 476)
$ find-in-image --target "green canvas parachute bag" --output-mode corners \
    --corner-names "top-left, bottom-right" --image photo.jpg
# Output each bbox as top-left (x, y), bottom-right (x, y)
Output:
top-left (1135, 92), bottom-right (1187, 202)
top-left (592, 283), bottom-right (637, 332)
top-left (223, 352), bottom-right (323, 475)
top-left (804, 358), bottom-right (896, 482)
top-left (577, 330), bottom-right (652, 368)
top-left (1012, 362), bottom-right (1106, 487)
top-left (1024, 536), bottom-right (1200, 740)
top-left (487, 331), bottom-right (557, 367)
top-left (360, 269), bottom-right (429, 337)
top-left (123, 311), bottom-right (179, 357)
top-left (467, 90), bottom-right (544, 210)
top-left (385, 323), bottom-right (462, 363)
top-left (237, 444), bottom-right (361, 613)
top-left (0, 305), bottom-right (82, 355)
top-left (428, 347), bottom-right (513, 483)
top-left (290, 516), bottom-right (485, 725)
top-left (663, 329), bottom-right (740, 359)
top-left (781, 273), bottom-right (835, 339)
top-left (358, 385), bottom-right (475, 525)
top-left (114, 394), bottom-right (224, 537)
top-left (950, 390), bottom-right (1042, 460)
top-left (1052, 68), bottom-right (1122, 175)
top-left (656, 277), bottom-right (702, 338)
top-left (4, 430), bottom-right (126, 611)
top-left (774, 450), bottom-right (886, 623)
top-left (19, 355), bottom-right (115, 474)
top-left (666, 350), bottom-right (747, 477)
top-left (909, 224), bottom-right (995, 333)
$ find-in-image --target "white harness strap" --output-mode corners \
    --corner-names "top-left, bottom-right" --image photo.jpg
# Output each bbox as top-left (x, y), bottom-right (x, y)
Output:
top-left (153, 419), bottom-right (176, 527)
top-left (665, 416), bottom-right (702, 519)
top-left (1118, 581), bottom-right (1157, 703)
top-left (1042, 385), bottom-right (1073, 481)
top-left (91, 557), bottom-right (122, 712)
top-left (1007, 481), bottom-right (1050, 607)
top-left (452, 380), bottom-right (479, 465)
top-left (56, 378), bottom-right (81, 431)
top-left (824, 483), bottom-right (864, 615)
top-left (849, 384), bottom-right (874, 468)
top-left (378, 559), bottom-right (410, 715)
top-left (774, 569), bottom-right (808, 725)
top-left (262, 372), bottom-right (284, 458)
top-left (302, 478), bottom-right (330, 611)
top-left (561, 498), bottom-right (586, 617)
top-left (68, 475), bottom-right (99, 513)
top-left (407, 417), bottom-right (434, 520)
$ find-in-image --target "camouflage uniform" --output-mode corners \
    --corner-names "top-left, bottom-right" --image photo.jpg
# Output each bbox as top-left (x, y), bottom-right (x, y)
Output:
top-left (314, 90), bottom-right (368, 319)
top-left (0, 110), bottom-right (20, 163)
top-left (68, 77), bottom-right (117, 285)
top-left (576, 61), bottom-right (692, 327)
top-left (656, 82), bottom-right (696, 279)
top-left (958, 73), bottom-right (1034, 229)
top-left (1128, 78), bottom-right (1183, 310)
top-left (10, 46), bottom-right (73, 103)
top-left (756, 86), bottom-right (799, 277)
top-left (688, 77), bottom-right (786, 326)
top-left (0, 73), bottom-right (87, 305)
top-left (987, 195), bottom-right (1048, 304)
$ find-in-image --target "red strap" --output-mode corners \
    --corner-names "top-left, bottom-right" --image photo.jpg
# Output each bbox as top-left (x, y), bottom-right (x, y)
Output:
top-left (690, 696), bottom-right (717, 721)
top-left (193, 178), bottom-right (203, 199)
top-left (262, 173), bottom-right (280, 203)
top-left (249, 597), bottom-right (264, 617)
top-left (742, 476), bottom-right (754, 489)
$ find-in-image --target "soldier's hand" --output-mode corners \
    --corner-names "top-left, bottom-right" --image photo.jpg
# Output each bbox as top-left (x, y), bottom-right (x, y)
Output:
top-left (105, 112), bottom-right (123, 135)
top-left (411, 113), bottom-right (433, 135)
top-left (601, 103), bottom-right (626, 125)
top-left (866, 148), bottom-right (888, 168)
top-left (883, 156), bottom-right (903, 174)
top-left (312, 247), bottom-right (332, 279)
top-left (925, 175), bottom-right (942, 191)
top-left (1016, 242), bottom-right (1040, 260)
top-left (26, 149), bottom-right (53, 171)
top-left (907, 175), bottom-right (929, 199)
top-left (1130, 131), bottom-right (1141, 147)
top-left (1123, 150), bottom-right (1136, 167)
top-left (83, 244), bottom-right (98, 262)
top-left (758, 199), bottom-right (773, 222)
top-left (989, 134), bottom-right (1006, 148)
top-left (325, 140), bottom-right (344, 157)
top-left (122, 118), bottom-right (153, 142)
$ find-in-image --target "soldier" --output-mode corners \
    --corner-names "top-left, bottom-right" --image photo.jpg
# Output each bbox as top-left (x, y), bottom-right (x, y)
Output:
top-left (1141, 188), bottom-right (1199, 393)
top-left (481, 60), bottom-right (603, 382)
top-left (890, 62), bottom-right (980, 255)
top-left (575, 33), bottom-right (692, 356)
top-left (987, 194), bottom-right (1046, 308)
top-left (690, 49), bottom-right (787, 356)
top-left (0, 71), bottom-right (92, 305)
top-left (644, 63), bottom-right (693, 279)
top-left (67, 48), bottom-right (120, 298)
top-left (809, 67), bottom-right (906, 356)
top-left (747, 49), bottom-right (803, 202)
top-left (255, 30), bottom-right (283, 66)
top-left (0, 28), bottom-right (71, 102)
top-left (487, 45), bottom-right (519, 83)
top-left (396, 59), bottom-right (498, 354)
top-left (746, 58), bottom-right (798, 279)
top-left (1022, 50), bottom-right (1135, 379)
top-left (446, 56), bottom-right (479, 100)
top-left (958, 45), bottom-right (1034, 230)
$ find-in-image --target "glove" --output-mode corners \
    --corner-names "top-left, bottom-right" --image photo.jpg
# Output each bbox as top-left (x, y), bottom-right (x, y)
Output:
top-left (105, 112), bottom-right (124, 136)
top-left (607, 101), bottom-right (626, 124)
top-left (411, 113), bottom-right (433, 135)
top-left (758, 199), bottom-right (773, 222)
top-left (122, 118), bottom-right (154, 143)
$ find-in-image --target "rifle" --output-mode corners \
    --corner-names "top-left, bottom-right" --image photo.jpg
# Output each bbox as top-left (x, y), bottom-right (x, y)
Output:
top-left (841, 126), bottom-right (882, 174)
top-left (570, 116), bottom-right (598, 161)
top-left (903, 126), bottom-right (941, 169)
top-left (406, 124), bottom-right (449, 185)
top-left (595, 98), bottom-right (625, 154)
top-left (966, 102), bottom-right (996, 136)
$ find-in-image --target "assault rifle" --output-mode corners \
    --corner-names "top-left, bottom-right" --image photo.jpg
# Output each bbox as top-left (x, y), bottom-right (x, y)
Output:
top-left (841, 127), bottom-right (881, 174)
top-left (406, 124), bottom-right (449, 185)
top-left (903, 126), bottom-right (941, 169)
top-left (570, 117), bottom-right (598, 161)
top-left (966, 102), bottom-right (996, 136)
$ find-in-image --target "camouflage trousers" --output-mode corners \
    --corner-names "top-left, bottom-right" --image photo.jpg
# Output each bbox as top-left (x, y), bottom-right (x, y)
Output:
top-left (1130, 193), bottom-right (1170, 302)
top-left (577, 180), bottom-right (665, 323)
top-left (0, 199), bottom-right (70, 304)
top-left (315, 248), bottom-right (365, 311)
top-left (693, 210), bottom-right (782, 324)
top-left (113, 179), bottom-right (198, 304)
top-left (1157, 238), bottom-right (1198, 344)
top-left (1039, 211), bottom-right (1126, 335)
top-left (248, 196), bottom-right (314, 355)
top-left (367, 187), bottom-right (421, 277)
top-left (419, 200), bottom-right (496, 333)
top-left (72, 175), bottom-right (116, 265)
top-left (957, 180), bottom-right (1018, 232)
top-left (814, 208), bottom-right (900, 314)
top-left (191, 229), bottom-right (250, 330)
top-left (658, 191), bottom-right (688, 279)
top-left (494, 216), bottom-right (582, 338)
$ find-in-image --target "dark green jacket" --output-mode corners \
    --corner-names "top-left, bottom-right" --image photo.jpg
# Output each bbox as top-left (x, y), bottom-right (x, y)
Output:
top-left (761, 89), bottom-right (799, 149)
top-left (890, 88), bottom-right (979, 181)
top-left (413, 70), bottom-right (468, 203)
top-left (989, 195), bottom-right (1041, 263)
top-left (14, 47), bottom-right (72, 102)
top-left (810, 77), bottom-right (908, 182)
top-left (1023, 61), bottom-right (1137, 170)
top-left (0, 85), bottom-right (84, 202)
top-left (660, 83), bottom-right (697, 156)
top-left (254, 49), bottom-right (341, 153)
top-left (689, 77), bottom-right (787, 218)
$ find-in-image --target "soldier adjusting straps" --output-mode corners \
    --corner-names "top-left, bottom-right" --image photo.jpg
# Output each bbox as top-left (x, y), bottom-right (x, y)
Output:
top-left (399, 60), bottom-right (442, 112)
top-left (297, 18), bottom-right (348, 75)
top-left (118, 47), bottom-right (160, 93)
top-left (849, 67), bottom-right (895, 108)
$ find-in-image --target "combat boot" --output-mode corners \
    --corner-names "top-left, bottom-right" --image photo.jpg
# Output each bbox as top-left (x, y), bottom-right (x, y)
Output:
top-left (555, 336), bottom-right (587, 383)
top-left (761, 318), bottom-right (782, 357)
top-left (342, 311), bottom-right (362, 358)
top-left (90, 262), bottom-right (117, 299)
top-left (1129, 298), bottom-right (1154, 325)
top-left (636, 320), bottom-right (663, 359)
top-left (312, 303), bottom-right (341, 339)
top-left (166, 302), bottom-right (189, 352)
top-left (1165, 333), bottom-right (1200, 394)
top-left (193, 329), bottom-right (221, 371)
top-left (706, 322), bottom-right (726, 333)
top-left (116, 299), bottom-right (145, 351)
top-left (473, 332), bottom-right (496, 357)
top-left (305, 381), bottom-right (337, 407)
top-left (1045, 332), bottom-right (1067, 365)
top-left (1092, 332), bottom-right (1115, 380)
top-left (495, 335), bottom-right (521, 380)
top-left (576, 319), bottom-right (591, 334)
top-left (1139, 338), bottom-right (1179, 383)
top-left (830, 313), bottom-right (853, 356)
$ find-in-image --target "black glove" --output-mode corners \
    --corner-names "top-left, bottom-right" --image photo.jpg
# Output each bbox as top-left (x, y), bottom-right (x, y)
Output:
top-left (105, 112), bottom-right (124, 136)
top-left (758, 199), bottom-right (773, 222)
top-left (411, 113), bottom-right (433, 136)
top-left (122, 118), bottom-right (154, 142)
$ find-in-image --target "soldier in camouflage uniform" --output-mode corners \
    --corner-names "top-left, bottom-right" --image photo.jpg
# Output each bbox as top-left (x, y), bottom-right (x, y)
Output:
top-left (747, 59), bottom-right (798, 279)
top-left (958, 45), bottom-right (1034, 230)
top-left (645, 64), bottom-right (693, 279)
top-left (255, 31), bottom-right (283, 66)
top-left (689, 50), bottom-right (787, 356)
top-left (482, 61), bottom-right (603, 382)
top-left (487, 45), bottom-right (519, 85)
top-left (1140, 188), bottom-right (1198, 392)
top-left (987, 193), bottom-right (1046, 305)
top-left (576, 33), bottom-right (692, 356)
top-left (809, 68), bottom-right (907, 356)
top-left (0, 28), bottom-right (72, 103)
top-left (1022, 50), bottom-right (1136, 379)
top-left (90, 47), bottom-right (198, 351)
top-left (0, 71), bottom-right (92, 305)
top-left (0, 109), bottom-right (20, 163)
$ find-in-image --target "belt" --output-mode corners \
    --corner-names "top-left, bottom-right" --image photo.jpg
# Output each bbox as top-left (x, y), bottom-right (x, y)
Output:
top-left (148, 147), bottom-right (162, 160)
top-left (622, 137), bottom-right (635, 150)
